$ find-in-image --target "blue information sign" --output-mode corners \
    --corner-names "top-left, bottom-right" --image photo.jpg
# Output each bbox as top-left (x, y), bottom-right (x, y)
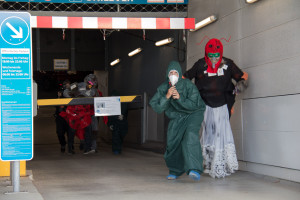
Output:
top-left (0, 12), bottom-right (33, 161)
top-left (5, 0), bottom-right (188, 5)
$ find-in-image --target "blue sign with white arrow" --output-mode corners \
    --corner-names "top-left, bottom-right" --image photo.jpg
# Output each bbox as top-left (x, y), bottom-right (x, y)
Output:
top-left (0, 16), bottom-right (30, 46)
top-left (0, 12), bottom-right (33, 161)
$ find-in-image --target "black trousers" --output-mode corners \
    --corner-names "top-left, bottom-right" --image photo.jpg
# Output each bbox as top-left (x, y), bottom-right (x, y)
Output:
top-left (56, 116), bottom-right (69, 147)
top-left (112, 125), bottom-right (128, 152)
top-left (69, 124), bottom-right (92, 152)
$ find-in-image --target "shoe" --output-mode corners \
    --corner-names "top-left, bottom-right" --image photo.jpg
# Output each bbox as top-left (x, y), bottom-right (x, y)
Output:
top-left (189, 170), bottom-right (201, 181)
top-left (60, 146), bottom-right (65, 153)
top-left (166, 174), bottom-right (177, 180)
top-left (83, 149), bottom-right (95, 155)
top-left (203, 169), bottom-right (210, 174)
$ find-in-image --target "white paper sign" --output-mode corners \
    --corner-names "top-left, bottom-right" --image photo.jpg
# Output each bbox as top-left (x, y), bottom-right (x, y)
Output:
top-left (53, 59), bottom-right (69, 70)
top-left (94, 97), bottom-right (121, 116)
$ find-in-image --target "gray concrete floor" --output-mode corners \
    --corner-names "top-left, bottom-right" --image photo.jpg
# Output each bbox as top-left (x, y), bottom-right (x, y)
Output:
top-left (19, 107), bottom-right (299, 200)
top-left (0, 171), bottom-right (43, 200)
top-left (26, 144), bottom-right (300, 200)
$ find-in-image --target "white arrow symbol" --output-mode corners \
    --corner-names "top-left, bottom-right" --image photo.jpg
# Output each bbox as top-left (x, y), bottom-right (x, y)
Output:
top-left (6, 22), bottom-right (23, 39)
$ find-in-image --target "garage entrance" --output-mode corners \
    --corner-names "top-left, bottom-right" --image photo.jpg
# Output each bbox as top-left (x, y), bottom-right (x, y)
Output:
top-left (32, 15), bottom-right (194, 156)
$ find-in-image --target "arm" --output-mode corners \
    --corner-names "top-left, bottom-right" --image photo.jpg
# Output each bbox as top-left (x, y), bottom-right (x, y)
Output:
top-left (229, 59), bottom-right (245, 82)
top-left (183, 60), bottom-right (200, 80)
top-left (149, 84), bottom-right (170, 114)
top-left (229, 59), bottom-right (248, 94)
top-left (174, 82), bottom-right (205, 112)
top-left (241, 72), bottom-right (248, 81)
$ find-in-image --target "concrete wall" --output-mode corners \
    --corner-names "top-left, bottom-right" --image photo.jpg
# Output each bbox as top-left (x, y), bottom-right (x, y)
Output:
top-left (187, 0), bottom-right (300, 183)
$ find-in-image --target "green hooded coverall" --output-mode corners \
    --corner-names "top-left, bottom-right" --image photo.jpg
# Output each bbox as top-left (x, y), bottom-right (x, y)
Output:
top-left (149, 61), bottom-right (206, 176)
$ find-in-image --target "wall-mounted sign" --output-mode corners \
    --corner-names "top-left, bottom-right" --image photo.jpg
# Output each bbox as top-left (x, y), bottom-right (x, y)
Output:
top-left (0, 12), bottom-right (33, 161)
top-left (5, 0), bottom-right (188, 4)
top-left (54, 59), bottom-right (69, 70)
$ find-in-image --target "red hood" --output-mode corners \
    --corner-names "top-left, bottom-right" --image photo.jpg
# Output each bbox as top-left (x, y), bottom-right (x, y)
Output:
top-left (205, 38), bottom-right (223, 73)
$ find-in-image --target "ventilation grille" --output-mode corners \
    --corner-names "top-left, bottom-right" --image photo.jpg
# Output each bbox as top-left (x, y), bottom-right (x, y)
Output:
top-left (0, 2), bottom-right (187, 13)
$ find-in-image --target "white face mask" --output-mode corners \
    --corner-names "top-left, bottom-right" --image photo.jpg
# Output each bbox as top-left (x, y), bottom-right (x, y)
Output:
top-left (169, 75), bottom-right (179, 86)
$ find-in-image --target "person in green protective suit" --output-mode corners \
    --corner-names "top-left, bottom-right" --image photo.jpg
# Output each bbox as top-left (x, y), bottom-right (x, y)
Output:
top-left (149, 61), bottom-right (206, 181)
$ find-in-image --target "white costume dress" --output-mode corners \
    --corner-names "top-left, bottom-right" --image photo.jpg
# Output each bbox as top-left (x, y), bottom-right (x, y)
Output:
top-left (201, 104), bottom-right (238, 178)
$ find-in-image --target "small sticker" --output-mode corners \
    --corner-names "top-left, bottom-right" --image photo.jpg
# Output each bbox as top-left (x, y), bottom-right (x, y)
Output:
top-left (217, 68), bottom-right (224, 76)
top-left (208, 73), bottom-right (217, 77)
top-left (222, 64), bottom-right (228, 70)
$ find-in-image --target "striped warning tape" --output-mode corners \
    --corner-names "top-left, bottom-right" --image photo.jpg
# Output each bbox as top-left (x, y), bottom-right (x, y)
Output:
top-left (37, 96), bottom-right (141, 106)
top-left (31, 16), bottom-right (195, 30)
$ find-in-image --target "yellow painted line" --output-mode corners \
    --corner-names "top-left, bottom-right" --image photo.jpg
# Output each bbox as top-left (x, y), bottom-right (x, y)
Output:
top-left (120, 96), bottom-right (136, 102)
top-left (37, 98), bottom-right (73, 106)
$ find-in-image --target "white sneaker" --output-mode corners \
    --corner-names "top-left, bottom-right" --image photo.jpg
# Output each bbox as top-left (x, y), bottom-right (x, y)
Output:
top-left (84, 149), bottom-right (95, 154)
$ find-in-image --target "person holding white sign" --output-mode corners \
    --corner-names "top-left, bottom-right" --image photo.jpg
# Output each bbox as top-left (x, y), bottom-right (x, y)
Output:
top-left (107, 90), bottom-right (128, 155)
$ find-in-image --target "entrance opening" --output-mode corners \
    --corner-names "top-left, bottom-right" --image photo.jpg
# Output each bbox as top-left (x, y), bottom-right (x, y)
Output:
top-left (33, 27), bottom-right (187, 154)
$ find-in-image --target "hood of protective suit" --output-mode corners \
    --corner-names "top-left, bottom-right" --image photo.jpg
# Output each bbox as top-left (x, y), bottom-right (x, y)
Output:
top-left (166, 61), bottom-right (182, 86)
top-left (205, 38), bottom-right (223, 73)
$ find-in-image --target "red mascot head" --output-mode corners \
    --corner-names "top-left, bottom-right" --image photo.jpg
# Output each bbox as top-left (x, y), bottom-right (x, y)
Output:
top-left (205, 38), bottom-right (223, 73)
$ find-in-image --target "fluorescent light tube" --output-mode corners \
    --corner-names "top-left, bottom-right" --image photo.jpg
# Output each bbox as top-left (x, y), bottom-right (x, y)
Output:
top-left (246, 0), bottom-right (259, 3)
top-left (155, 38), bottom-right (174, 46)
top-left (110, 59), bottom-right (120, 66)
top-left (128, 48), bottom-right (142, 57)
top-left (190, 15), bottom-right (217, 32)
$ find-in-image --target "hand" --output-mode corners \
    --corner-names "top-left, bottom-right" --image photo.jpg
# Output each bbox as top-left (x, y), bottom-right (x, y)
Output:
top-left (172, 88), bottom-right (180, 99)
top-left (166, 86), bottom-right (175, 99)
top-left (242, 72), bottom-right (248, 81)
top-left (118, 115), bottom-right (124, 121)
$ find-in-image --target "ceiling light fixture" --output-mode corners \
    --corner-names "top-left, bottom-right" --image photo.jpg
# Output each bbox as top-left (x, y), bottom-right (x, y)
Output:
top-left (246, 0), bottom-right (259, 3)
top-left (128, 48), bottom-right (142, 57)
top-left (190, 15), bottom-right (217, 32)
top-left (110, 59), bottom-right (120, 66)
top-left (155, 38), bottom-right (174, 46)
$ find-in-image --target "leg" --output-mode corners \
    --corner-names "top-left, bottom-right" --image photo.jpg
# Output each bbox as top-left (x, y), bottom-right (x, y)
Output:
top-left (91, 116), bottom-right (99, 151)
top-left (67, 127), bottom-right (76, 154)
top-left (56, 116), bottom-right (67, 152)
top-left (181, 113), bottom-right (204, 176)
top-left (112, 127), bottom-right (122, 154)
top-left (91, 131), bottom-right (98, 151)
top-left (56, 116), bottom-right (67, 146)
top-left (201, 106), bottom-right (216, 172)
top-left (164, 121), bottom-right (186, 177)
top-left (83, 125), bottom-right (94, 154)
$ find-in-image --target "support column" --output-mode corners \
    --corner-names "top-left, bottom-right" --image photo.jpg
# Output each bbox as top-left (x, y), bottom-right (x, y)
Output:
top-left (104, 39), bottom-right (109, 71)
top-left (36, 29), bottom-right (40, 71)
top-left (71, 29), bottom-right (76, 71)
